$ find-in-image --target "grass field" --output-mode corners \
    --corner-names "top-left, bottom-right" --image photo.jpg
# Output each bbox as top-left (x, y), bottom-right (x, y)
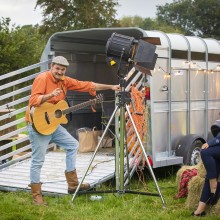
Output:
top-left (0, 167), bottom-right (219, 220)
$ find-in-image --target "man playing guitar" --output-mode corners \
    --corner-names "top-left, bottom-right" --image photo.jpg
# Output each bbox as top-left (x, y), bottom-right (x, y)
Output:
top-left (25, 56), bottom-right (120, 205)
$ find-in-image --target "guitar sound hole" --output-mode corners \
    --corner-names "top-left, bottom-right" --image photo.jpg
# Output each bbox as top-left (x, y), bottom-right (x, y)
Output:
top-left (55, 110), bottom-right (62, 118)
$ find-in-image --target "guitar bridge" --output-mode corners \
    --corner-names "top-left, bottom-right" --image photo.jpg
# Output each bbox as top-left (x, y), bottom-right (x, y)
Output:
top-left (45, 112), bottom-right (50, 124)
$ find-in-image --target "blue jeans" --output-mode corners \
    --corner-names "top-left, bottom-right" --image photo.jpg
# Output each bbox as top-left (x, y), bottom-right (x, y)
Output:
top-left (27, 124), bottom-right (79, 183)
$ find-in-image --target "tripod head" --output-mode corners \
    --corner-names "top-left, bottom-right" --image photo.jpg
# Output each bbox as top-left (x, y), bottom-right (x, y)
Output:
top-left (116, 78), bottom-right (131, 107)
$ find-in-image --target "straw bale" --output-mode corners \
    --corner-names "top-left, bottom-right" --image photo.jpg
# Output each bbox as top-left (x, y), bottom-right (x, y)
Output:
top-left (185, 175), bottom-right (204, 209)
top-left (186, 174), bottom-right (220, 215)
top-left (176, 159), bottom-right (220, 214)
top-left (176, 164), bottom-right (198, 191)
top-left (197, 160), bottom-right (206, 178)
top-left (209, 200), bottom-right (220, 215)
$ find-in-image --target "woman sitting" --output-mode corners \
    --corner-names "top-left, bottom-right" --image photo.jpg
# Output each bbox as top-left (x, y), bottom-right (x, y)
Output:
top-left (192, 120), bottom-right (220, 217)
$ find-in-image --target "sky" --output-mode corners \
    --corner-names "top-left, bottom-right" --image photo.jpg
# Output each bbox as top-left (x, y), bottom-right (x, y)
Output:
top-left (0, 0), bottom-right (174, 26)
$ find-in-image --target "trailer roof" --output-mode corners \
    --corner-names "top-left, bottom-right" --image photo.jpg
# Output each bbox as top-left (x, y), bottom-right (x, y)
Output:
top-left (49, 27), bottom-right (145, 42)
top-left (41, 28), bottom-right (220, 64)
top-left (146, 30), bottom-right (220, 54)
top-left (203, 38), bottom-right (220, 54)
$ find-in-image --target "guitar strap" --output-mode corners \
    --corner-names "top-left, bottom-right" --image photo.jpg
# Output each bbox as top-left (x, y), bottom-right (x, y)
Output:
top-left (61, 83), bottom-right (72, 121)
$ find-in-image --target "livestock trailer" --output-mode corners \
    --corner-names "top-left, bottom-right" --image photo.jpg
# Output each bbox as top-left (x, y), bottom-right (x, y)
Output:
top-left (40, 27), bottom-right (220, 166)
top-left (0, 27), bottom-right (220, 194)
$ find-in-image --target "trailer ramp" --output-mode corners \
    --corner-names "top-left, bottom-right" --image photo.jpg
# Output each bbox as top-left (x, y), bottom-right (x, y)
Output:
top-left (0, 149), bottom-right (116, 195)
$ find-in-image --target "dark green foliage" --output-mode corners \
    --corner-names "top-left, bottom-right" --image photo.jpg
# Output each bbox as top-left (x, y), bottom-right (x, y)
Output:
top-left (156, 0), bottom-right (220, 39)
top-left (119, 16), bottom-right (184, 34)
top-left (35, 0), bottom-right (120, 38)
top-left (0, 17), bottom-right (46, 75)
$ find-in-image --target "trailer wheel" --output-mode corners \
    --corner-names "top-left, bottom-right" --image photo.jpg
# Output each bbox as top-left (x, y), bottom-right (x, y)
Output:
top-left (189, 140), bottom-right (203, 165)
top-left (175, 135), bottom-right (205, 165)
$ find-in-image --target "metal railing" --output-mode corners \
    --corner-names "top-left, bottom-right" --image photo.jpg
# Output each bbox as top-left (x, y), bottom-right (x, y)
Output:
top-left (0, 60), bottom-right (50, 169)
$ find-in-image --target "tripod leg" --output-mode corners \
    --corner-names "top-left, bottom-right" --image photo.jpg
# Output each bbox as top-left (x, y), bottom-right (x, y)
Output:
top-left (119, 105), bottom-right (125, 192)
top-left (125, 104), bottom-right (166, 208)
top-left (124, 127), bottom-right (131, 189)
top-left (71, 105), bottom-right (119, 203)
top-left (118, 106), bottom-right (132, 191)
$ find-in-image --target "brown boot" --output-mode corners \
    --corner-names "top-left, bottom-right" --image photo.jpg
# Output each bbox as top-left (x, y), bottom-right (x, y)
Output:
top-left (30, 183), bottom-right (47, 206)
top-left (65, 170), bottom-right (90, 194)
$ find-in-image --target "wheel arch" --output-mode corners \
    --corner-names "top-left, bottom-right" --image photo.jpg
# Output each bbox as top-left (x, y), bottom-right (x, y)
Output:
top-left (175, 134), bottom-right (206, 165)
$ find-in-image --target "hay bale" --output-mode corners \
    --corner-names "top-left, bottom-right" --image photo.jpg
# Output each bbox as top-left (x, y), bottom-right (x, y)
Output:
top-left (176, 160), bottom-right (206, 193)
top-left (176, 164), bottom-right (198, 191)
top-left (197, 160), bottom-right (206, 178)
top-left (185, 175), bottom-right (204, 209)
top-left (183, 159), bottom-right (220, 215)
top-left (209, 200), bottom-right (220, 215)
top-left (186, 174), bottom-right (220, 215)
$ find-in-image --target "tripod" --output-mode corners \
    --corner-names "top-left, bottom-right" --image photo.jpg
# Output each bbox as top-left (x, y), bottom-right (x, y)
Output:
top-left (71, 77), bottom-right (166, 208)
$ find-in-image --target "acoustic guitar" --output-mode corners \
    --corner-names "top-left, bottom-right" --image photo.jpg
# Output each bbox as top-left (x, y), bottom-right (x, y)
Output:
top-left (30, 94), bottom-right (103, 135)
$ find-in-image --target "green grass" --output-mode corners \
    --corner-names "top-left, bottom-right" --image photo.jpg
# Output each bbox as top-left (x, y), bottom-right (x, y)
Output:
top-left (0, 168), bottom-right (219, 220)
top-left (16, 111), bottom-right (27, 132)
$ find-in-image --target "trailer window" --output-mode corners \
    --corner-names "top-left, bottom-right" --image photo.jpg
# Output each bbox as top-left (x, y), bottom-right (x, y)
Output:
top-left (191, 52), bottom-right (206, 61)
top-left (172, 50), bottom-right (220, 62)
top-left (171, 50), bottom-right (188, 59)
top-left (208, 53), bottom-right (220, 62)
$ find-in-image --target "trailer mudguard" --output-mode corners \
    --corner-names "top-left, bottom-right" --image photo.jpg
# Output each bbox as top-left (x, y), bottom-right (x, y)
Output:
top-left (175, 134), bottom-right (206, 165)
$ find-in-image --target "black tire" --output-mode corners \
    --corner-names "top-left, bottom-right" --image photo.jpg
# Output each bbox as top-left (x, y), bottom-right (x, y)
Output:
top-left (187, 139), bottom-right (203, 165)
top-left (175, 136), bottom-right (204, 165)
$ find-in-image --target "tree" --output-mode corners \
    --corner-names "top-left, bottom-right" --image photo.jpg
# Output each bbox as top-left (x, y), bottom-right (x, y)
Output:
top-left (119, 16), bottom-right (184, 34)
top-left (35, 0), bottom-right (120, 38)
top-left (0, 17), bottom-right (46, 75)
top-left (156, 0), bottom-right (220, 39)
top-left (119, 16), bottom-right (133, 27)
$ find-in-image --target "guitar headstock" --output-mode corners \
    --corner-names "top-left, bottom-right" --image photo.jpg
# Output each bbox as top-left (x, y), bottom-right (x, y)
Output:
top-left (96, 94), bottom-right (104, 104)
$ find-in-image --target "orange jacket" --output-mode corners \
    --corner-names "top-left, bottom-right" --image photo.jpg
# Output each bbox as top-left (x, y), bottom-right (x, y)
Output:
top-left (25, 70), bottom-right (96, 122)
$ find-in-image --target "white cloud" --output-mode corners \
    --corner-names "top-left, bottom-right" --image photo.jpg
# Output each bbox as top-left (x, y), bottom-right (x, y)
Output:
top-left (0, 0), bottom-right (42, 26)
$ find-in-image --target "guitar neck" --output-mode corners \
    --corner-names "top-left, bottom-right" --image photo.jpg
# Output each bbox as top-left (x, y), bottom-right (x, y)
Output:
top-left (63, 99), bottom-right (96, 115)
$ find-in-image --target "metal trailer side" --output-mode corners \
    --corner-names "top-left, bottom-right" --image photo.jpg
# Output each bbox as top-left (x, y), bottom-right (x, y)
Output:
top-left (145, 31), bottom-right (220, 167)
